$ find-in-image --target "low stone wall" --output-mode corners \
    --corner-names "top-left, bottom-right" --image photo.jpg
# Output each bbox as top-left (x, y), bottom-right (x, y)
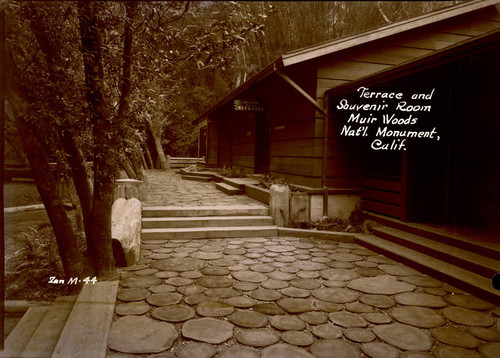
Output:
top-left (114, 179), bottom-right (145, 201)
top-left (111, 198), bottom-right (142, 266)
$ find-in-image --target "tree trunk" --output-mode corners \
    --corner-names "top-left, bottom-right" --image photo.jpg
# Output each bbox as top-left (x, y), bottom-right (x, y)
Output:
top-left (144, 144), bottom-right (154, 169)
top-left (78, 1), bottom-right (115, 276)
top-left (9, 94), bottom-right (88, 281)
top-left (146, 117), bottom-right (169, 170)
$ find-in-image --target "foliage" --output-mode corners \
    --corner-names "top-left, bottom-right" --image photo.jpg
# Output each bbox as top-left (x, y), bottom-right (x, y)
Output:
top-left (258, 173), bottom-right (289, 189)
top-left (219, 165), bottom-right (247, 178)
top-left (5, 225), bottom-right (68, 300)
top-left (290, 208), bottom-right (374, 234)
top-left (184, 164), bottom-right (203, 172)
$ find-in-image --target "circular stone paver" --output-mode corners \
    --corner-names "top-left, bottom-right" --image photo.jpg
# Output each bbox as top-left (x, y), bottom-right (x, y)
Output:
top-left (292, 261), bottom-right (328, 271)
top-left (267, 245), bottom-right (295, 252)
top-left (268, 271), bottom-right (296, 281)
top-left (361, 342), bottom-right (399, 358)
top-left (372, 323), bottom-right (433, 350)
top-left (431, 326), bottom-right (480, 348)
top-left (196, 301), bottom-right (234, 317)
top-left (152, 305), bottom-right (195, 322)
top-left (151, 257), bottom-right (207, 271)
top-left (120, 276), bottom-right (163, 289)
top-left (117, 288), bottom-right (151, 302)
top-left (135, 268), bottom-right (159, 276)
top-left (176, 342), bottom-right (216, 358)
top-left (225, 296), bottom-right (257, 308)
top-left (329, 311), bottom-right (368, 327)
top-left (205, 287), bottom-right (241, 298)
top-left (291, 279), bottom-right (321, 290)
top-left (348, 275), bottom-right (415, 294)
top-left (149, 284), bottom-right (176, 293)
top-left (379, 264), bottom-right (421, 276)
top-left (320, 269), bottom-right (359, 281)
top-left (249, 288), bottom-right (282, 301)
top-left (184, 294), bottom-right (217, 306)
top-left (262, 343), bottom-right (315, 358)
top-left (190, 251), bottom-right (223, 260)
top-left (232, 271), bottom-right (268, 283)
top-left (269, 315), bottom-right (306, 331)
top-left (233, 282), bottom-right (259, 291)
top-left (395, 292), bottom-right (447, 307)
top-left (254, 302), bottom-right (286, 315)
top-left (115, 301), bottom-right (150, 316)
top-left (108, 316), bottom-right (178, 354)
top-left (442, 306), bottom-right (495, 326)
top-left (262, 280), bottom-right (289, 289)
top-left (236, 329), bottom-right (280, 347)
top-left (399, 275), bottom-right (442, 287)
top-left (466, 327), bottom-right (500, 341)
top-left (360, 294), bottom-right (395, 308)
top-left (155, 271), bottom-right (179, 279)
top-left (328, 253), bottom-right (363, 262)
top-left (362, 312), bottom-right (392, 324)
top-left (195, 276), bottom-right (234, 288)
top-left (281, 331), bottom-right (315, 346)
top-left (164, 277), bottom-right (193, 286)
top-left (344, 328), bottom-right (376, 343)
top-left (479, 342), bottom-right (500, 358)
top-left (389, 306), bottom-right (445, 328)
top-left (311, 324), bottom-right (343, 339)
top-left (434, 346), bottom-right (482, 358)
top-left (201, 266), bottom-right (230, 276)
top-left (230, 310), bottom-right (268, 328)
top-left (312, 288), bottom-right (359, 303)
top-left (147, 292), bottom-right (183, 306)
top-left (217, 345), bottom-right (259, 358)
top-left (310, 339), bottom-right (362, 358)
top-left (251, 264), bottom-right (275, 273)
top-left (299, 311), bottom-right (328, 325)
top-left (444, 294), bottom-right (494, 310)
top-left (281, 287), bottom-right (311, 298)
top-left (277, 298), bottom-right (316, 313)
top-left (182, 318), bottom-right (233, 344)
top-left (177, 285), bottom-right (205, 295)
top-left (345, 302), bottom-right (375, 313)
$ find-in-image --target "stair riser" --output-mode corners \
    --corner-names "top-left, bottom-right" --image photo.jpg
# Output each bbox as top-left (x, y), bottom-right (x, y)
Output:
top-left (354, 237), bottom-right (500, 306)
top-left (182, 175), bottom-right (212, 182)
top-left (367, 213), bottom-right (499, 260)
top-left (223, 178), bottom-right (245, 189)
top-left (373, 229), bottom-right (498, 279)
top-left (142, 218), bottom-right (274, 228)
top-left (215, 183), bottom-right (245, 195)
top-left (142, 228), bottom-right (278, 240)
top-left (143, 209), bottom-right (269, 217)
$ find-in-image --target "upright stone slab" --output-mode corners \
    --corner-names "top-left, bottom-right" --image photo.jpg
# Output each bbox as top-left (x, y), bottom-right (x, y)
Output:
top-left (112, 198), bottom-right (142, 266)
top-left (290, 192), bottom-right (310, 223)
top-left (270, 184), bottom-right (290, 227)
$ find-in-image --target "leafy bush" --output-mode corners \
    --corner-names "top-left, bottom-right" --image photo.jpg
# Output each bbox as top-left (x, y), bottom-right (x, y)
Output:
top-left (219, 165), bottom-right (247, 178)
top-left (185, 164), bottom-right (203, 172)
top-left (289, 208), bottom-right (373, 234)
top-left (258, 174), bottom-right (288, 189)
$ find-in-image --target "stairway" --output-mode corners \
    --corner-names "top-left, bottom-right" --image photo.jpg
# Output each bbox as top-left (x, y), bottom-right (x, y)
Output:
top-left (2, 281), bottom-right (118, 358)
top-left (142, 205), bottom-right (278, 240)
top-left (355, 214), bottom-right (500, 305)
top-left (215, 177), bottom-right (260, 196)
top-left (179, 169), bottom-right (215, 182)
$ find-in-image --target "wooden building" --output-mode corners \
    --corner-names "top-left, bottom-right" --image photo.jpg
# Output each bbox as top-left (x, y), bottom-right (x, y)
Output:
top-left (194, 0), bottom-right (500, 233)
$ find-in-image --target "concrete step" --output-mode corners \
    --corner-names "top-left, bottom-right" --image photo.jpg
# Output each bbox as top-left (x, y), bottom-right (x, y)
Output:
top-left (2, 306), bottom-right (49, 357)
top-left (181, 174), bottom-right (212, 182)
top-left (142, 215), bottom-right (274, 228)
top-left (179, 169), bottom-right (215, 178)
top-left (366, 212), bottom-right (500, 260)
top-left (215, 182), bottom-right (245, 195)
top-left (52, 281), bottom-right (119, 358)
top-left (354, 234), bottom-right (500, 306)
top-left (373, 226), bottom-right (500, 279)
top-left (142, 226), bottom-right (278, 240)
top-left (222, 177), bottom-right (260, 189)
top-left (143, 205), bottom-right (269, 217)
top-left (19, 296), bottom-right (77, 358)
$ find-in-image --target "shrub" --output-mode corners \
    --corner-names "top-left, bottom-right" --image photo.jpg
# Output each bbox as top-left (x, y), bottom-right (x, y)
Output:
top-left (219, 165), bottom-right (247, 178)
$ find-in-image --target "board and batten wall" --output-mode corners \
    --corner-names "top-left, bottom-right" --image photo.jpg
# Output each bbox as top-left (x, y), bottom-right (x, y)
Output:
top-left (313, 6), bottom-right (500, 218)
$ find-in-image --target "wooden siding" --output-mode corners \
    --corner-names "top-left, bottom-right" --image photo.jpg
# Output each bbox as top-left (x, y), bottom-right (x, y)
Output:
top-left (361, 176), bottom-right (402, 218)
top-left (231, 112), bottom-right (255, 171)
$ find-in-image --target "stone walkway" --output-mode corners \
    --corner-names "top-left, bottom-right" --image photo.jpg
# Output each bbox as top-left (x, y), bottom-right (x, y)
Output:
top-left (107, 170), bottom-right (500, 358)
top-left (142, 170), bottom-right (261, 207)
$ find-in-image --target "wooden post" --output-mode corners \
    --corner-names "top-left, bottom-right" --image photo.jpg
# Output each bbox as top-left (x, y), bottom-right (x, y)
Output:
top-left (322, 95), bottom-right (329, 217)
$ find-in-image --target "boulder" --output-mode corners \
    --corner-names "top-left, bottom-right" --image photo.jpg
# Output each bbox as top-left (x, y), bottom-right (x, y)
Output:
top-left (112, 198), bottom-right (142, 266)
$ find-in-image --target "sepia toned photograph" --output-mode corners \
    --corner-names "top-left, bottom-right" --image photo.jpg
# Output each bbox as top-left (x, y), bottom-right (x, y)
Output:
top-left (2, 1), bottom-right (499, 357)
